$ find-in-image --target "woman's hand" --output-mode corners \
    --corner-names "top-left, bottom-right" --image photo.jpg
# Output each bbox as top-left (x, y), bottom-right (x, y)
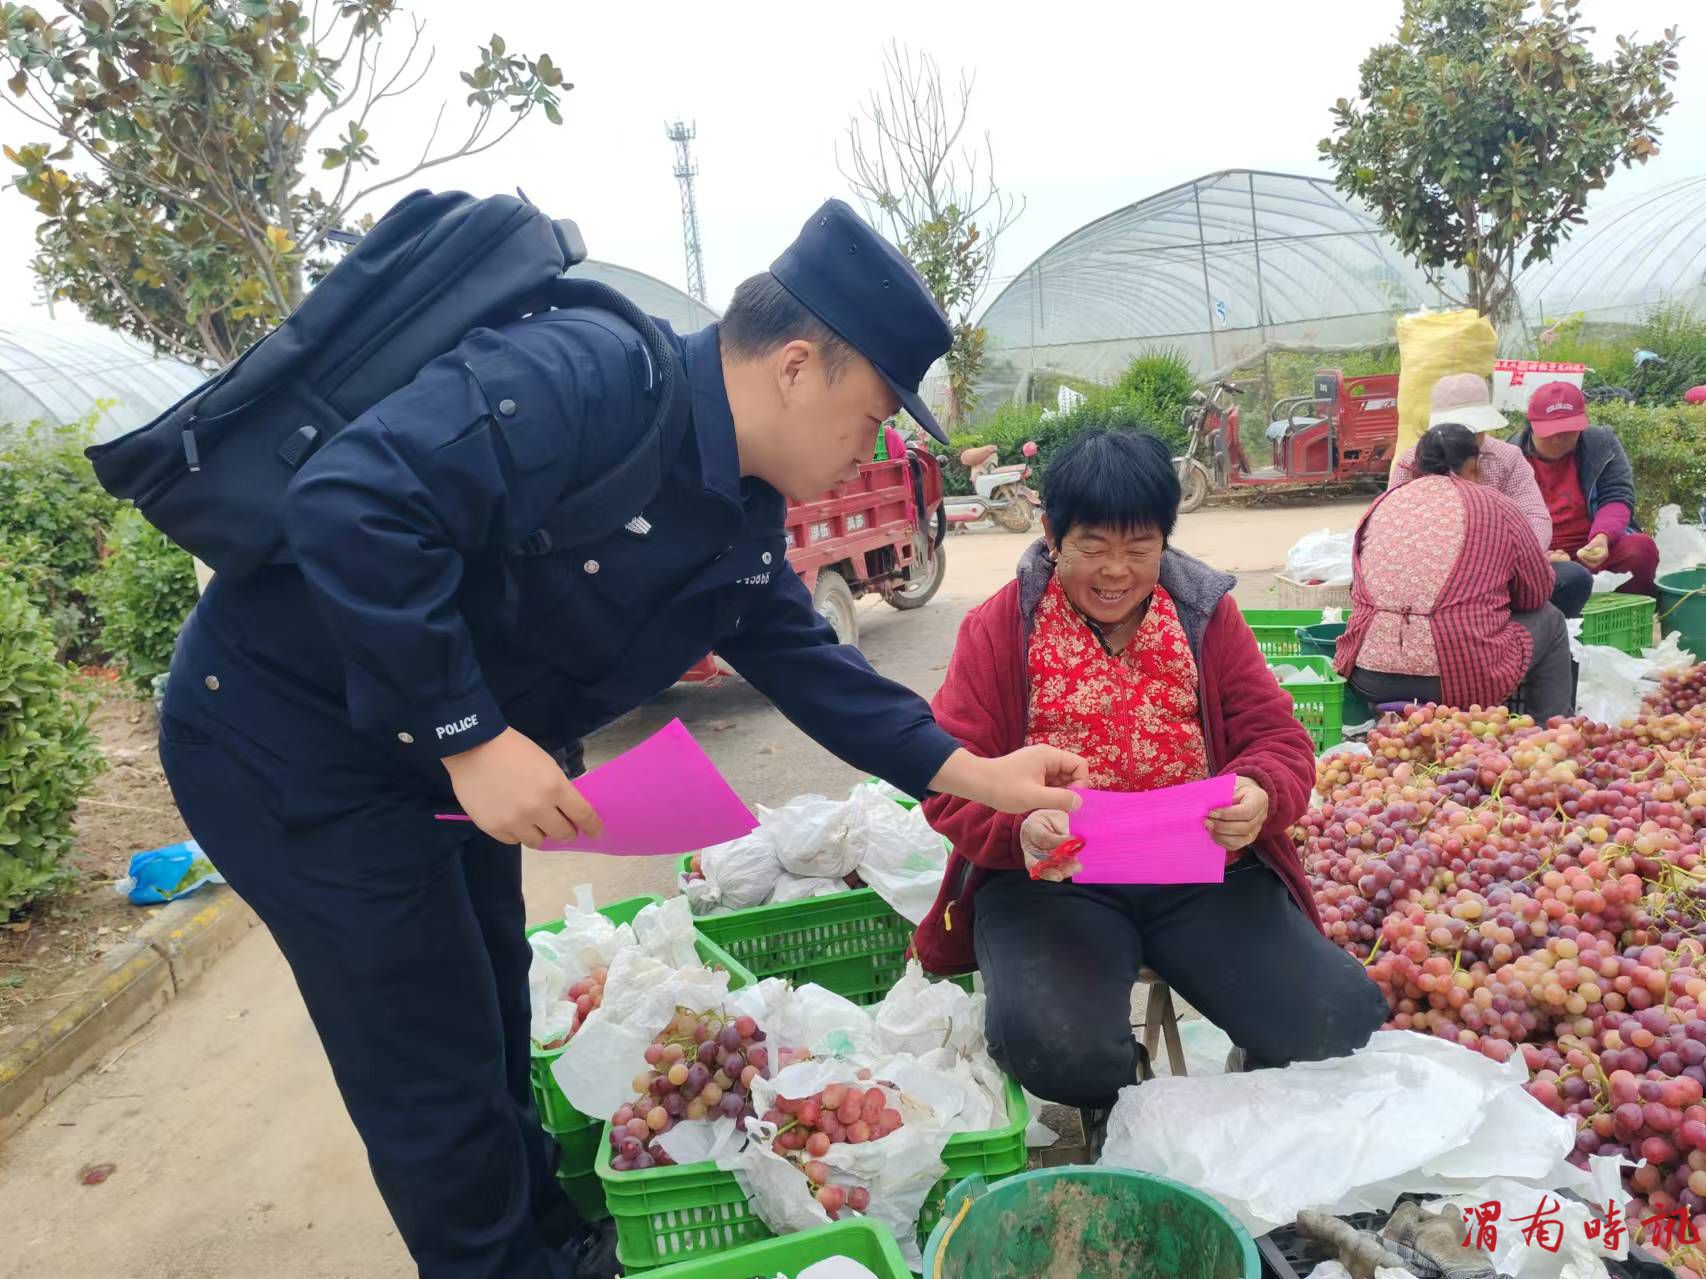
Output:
top-left (1020, 809), bottom-right (1080, 881)
top-left (1206, 776), bottom-right (1269, 860)
top-left (1578, 534), bottom-right (1611, 569)
top-left (1548, 550), bottom-right (1572, 564)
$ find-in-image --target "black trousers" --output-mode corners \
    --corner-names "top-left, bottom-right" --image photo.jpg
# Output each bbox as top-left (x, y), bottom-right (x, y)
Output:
top-left (972, 860), bottom-right (1388, 1108)
top-left (159, 715), bottom-right (578, 1279)
top-left (1552, 561), bottom-right (1593, 619)
top-left (1351, 605), bottom-right (1575, 722)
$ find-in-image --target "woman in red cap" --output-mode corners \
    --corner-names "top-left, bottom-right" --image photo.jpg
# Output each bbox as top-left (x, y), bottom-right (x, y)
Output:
top-left (1516, 381), bottom-right (1659, 598)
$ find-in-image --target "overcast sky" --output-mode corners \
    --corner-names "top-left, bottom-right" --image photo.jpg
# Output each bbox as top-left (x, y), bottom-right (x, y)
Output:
top-left (0, 0), bottom-right (1696, 336)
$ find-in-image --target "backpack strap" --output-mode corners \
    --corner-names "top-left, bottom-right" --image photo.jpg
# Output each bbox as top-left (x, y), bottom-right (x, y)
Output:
top-left (508, 277), bottom-right (692, 557)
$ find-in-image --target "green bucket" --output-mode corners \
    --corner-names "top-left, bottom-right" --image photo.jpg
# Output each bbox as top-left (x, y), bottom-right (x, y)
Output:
top-left (1657, 568), bottom-right (1706, 657)
top-left (1295, 622), bottom-right (1370, 728)
top-left (922, 1168), bottom-right (1259, 1279)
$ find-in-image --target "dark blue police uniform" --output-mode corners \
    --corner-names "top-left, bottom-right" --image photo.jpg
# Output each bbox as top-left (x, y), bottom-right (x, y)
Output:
top-left (157, 202), bottom-right (961, 1278)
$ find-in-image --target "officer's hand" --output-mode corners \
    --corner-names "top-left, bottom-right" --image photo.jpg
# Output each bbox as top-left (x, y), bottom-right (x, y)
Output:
top-left (442, 728), bottom-right (604, 848)
top-left (930, 745), bottom-right (1088, 815)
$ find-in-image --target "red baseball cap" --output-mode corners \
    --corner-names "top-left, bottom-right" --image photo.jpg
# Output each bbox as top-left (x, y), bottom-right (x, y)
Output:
top-left (1526, 381), bottom-right (1589, 438)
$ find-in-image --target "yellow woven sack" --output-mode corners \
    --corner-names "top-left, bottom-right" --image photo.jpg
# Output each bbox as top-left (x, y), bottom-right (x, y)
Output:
top-left (1394, 309), bottom-right (1498, 464)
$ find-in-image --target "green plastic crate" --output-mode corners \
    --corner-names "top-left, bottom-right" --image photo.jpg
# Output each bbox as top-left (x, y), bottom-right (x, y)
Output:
top-left (638, 1220), bottom-right (911, 1278)
top-left (597, 1076), bottom-right (1029, 1271)
top-left (1267, 654), bottom-right (1347, 751)
top-left (681, 868), bottom-right (970, 1007)
top-left (556, 1164), bottom-right (609, 1224)
top-left (1580, 592), bottom-right (1657, 656)
top-left (1240, 608), bottom-right (1325, 658)
top-left (526, 898), bottom-right (756, 1182)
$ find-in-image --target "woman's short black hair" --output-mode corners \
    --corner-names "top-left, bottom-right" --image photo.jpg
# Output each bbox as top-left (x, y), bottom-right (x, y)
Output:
top-left (1042, 428), bottom-right (1180, 543)
top-left (1415, 423), bottom-right (1480, 477)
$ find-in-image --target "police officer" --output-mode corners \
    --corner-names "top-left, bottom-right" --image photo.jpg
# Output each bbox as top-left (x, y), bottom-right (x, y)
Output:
top-left (156, 199), bottom-right (1085, 1279)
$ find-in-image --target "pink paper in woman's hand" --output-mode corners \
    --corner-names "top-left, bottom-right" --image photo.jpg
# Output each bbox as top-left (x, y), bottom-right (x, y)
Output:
top-left (1067, 775), bottom-right (1236, 884)
top-left (436, 719), bottom-right (756, 856)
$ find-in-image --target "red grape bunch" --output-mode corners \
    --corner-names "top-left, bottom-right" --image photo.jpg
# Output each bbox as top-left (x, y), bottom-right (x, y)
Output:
top-left (1646, 666), bottom-right (1706, 719)
top-left (537, 966), bottom-right (608, 1052)
top-left (607, 1008), bottom-right (785, 1171)
top-left (764, 1073), bottom-right (904, 1218)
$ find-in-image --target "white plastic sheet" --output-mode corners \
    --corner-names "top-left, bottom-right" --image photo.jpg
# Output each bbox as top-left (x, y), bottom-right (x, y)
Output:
top-left (1427, 1159), bottom-right (1630, 1279)
top-left (1656, 504), bottom-right (1706, 577)
top-left (1588, 571), bottom-right (1633, 594)
top-left (527, 886), bottom-right (636, 1046)
top-left (1286, 529), bottom-right (1355, 586)
top-left (1576, 632), bottom-right (1697, 725)
top-left (769, 874), bottom-right (850, 903)
top-left (796, 1259), bottom-right (885, 1279)
top-left (1097, 1031), bottom-right (1606, 1240)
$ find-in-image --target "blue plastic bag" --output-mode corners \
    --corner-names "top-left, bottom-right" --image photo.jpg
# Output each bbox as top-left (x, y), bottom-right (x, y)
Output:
top-left (116, 840), bottom-right (225, 906)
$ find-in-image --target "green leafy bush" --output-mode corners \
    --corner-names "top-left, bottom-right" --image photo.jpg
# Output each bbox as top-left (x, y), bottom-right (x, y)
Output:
top-left (0, 418), bottom-right (121, 662)
top-left (941, 351), bottom-right (1197, 496)
top-left (0, 576), bottom-right (103, 916)
top-left (1538, 305), bottom-right (1706, 403)
top-left (1586, 401), bottom-right (1706, 528)
top-left (90, 508), bottom-right (199, 692)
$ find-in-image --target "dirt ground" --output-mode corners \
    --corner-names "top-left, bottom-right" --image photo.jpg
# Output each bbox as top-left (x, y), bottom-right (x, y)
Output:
top-left (1, 680), bottom-right (190, 1022)
top-left (0, 501), bottom-right (1366, 1279)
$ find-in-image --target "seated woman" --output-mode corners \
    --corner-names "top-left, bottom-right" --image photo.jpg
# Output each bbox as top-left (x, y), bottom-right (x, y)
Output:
top-left (1336, 424), bottom-right (1573, 720)
top-left (913, 429), bottom-right (1387, 1113)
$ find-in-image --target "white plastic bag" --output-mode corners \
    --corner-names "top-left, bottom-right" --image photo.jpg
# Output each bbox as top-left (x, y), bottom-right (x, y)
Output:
top-left (1286, 529), bottom-right (1355, 586)
top-left (1588, 571), bottom-right (1633, 594)
top-left (527, 886), bottom-right (635, 1046)
top-left (797, 1259), bottom-right (885, 1279)
top-left (1656, 503), bottom-right (1706, 577)
top-left (694, 829), bottom-right (785, 913)
top-left (769, 873), bottom-right (849, 903)
top-left (873, 961), bottom-right (986, 1059)
top-left (631, 895), bottom-right (700, 970)
top-left (1097, 1030), bottom-right (1590, 1238)
top-left (840, 786), bottom-right (948, 925)
top-left (763, 795), bottom-right (862, 879)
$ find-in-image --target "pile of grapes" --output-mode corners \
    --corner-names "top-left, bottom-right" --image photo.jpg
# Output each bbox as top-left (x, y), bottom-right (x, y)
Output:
top-left (536, 966), bottom-right (608, 1052)
top-left (607, 1009), bottom-right (776, 1170)
top-left (1302, 691), bottom-right (1706, 1240)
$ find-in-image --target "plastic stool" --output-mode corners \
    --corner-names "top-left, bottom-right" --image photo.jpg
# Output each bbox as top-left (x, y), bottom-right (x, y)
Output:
top-left (1139, 968), bottom-right (1187, 1077)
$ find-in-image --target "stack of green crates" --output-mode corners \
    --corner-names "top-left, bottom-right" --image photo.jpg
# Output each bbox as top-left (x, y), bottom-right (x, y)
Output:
top-left (637, 1220), bottom-right (911, 1278)
top-left (1240, 608), bottom-right (1326, 659)
top-left (1579, 592), bottom-right (1657, 656)
top-left (597, 1077), bottom-right (1029, 1271)
top-left (1266, 654), bottom-right (1348, 751)
top-left (525, 896), bottom-right (756, 1221)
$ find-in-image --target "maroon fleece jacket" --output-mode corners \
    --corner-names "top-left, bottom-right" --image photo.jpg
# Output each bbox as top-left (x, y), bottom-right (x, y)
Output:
top-left (913, 543), bottom-right (1322, 975)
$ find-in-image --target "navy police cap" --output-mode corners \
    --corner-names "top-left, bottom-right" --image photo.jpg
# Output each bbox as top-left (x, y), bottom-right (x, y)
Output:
top-left (769, 199), bottom-right (954, 444)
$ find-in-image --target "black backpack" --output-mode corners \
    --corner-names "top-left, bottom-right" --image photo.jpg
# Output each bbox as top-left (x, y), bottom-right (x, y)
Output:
top-left (86, 189), bottom-right (687, 580)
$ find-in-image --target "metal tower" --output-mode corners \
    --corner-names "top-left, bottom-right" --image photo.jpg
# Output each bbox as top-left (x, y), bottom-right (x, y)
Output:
top-left (665, 120), bottom-right (707, 304)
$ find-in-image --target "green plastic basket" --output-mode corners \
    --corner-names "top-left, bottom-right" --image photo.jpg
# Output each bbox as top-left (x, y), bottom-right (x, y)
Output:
top-left (556, 1164), bottom-right (609, 1224)
top-left (1239, 608), bottom-right (1325, 659)
top-left (682, 870), bottom-right (970, 1007)
top-left (1580, 591), bottom-right (1657, 656)
top-left (597, 1076), bottom-right (1029, 1271)
top-left (526, 898), bottom-right (756, 1201)
top-left (637, 1220), bottom-right (911, 1278)
top-left (1267, 654), bottom-right (1347, 751)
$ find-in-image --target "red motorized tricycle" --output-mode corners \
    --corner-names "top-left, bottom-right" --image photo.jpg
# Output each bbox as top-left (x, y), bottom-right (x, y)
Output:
top-left (677, 425), bottom-right (947, 682)
top-left (1173, 369), bottom-right (1400, 513)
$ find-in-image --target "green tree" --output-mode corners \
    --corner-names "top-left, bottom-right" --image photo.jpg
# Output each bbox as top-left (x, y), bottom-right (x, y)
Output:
top-left (840, 41), bottom-right (1021, 428)
top-left (1321, 0), bottom-right (1680, 321)
top-left (0, 1), bottom-right (569, 367)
